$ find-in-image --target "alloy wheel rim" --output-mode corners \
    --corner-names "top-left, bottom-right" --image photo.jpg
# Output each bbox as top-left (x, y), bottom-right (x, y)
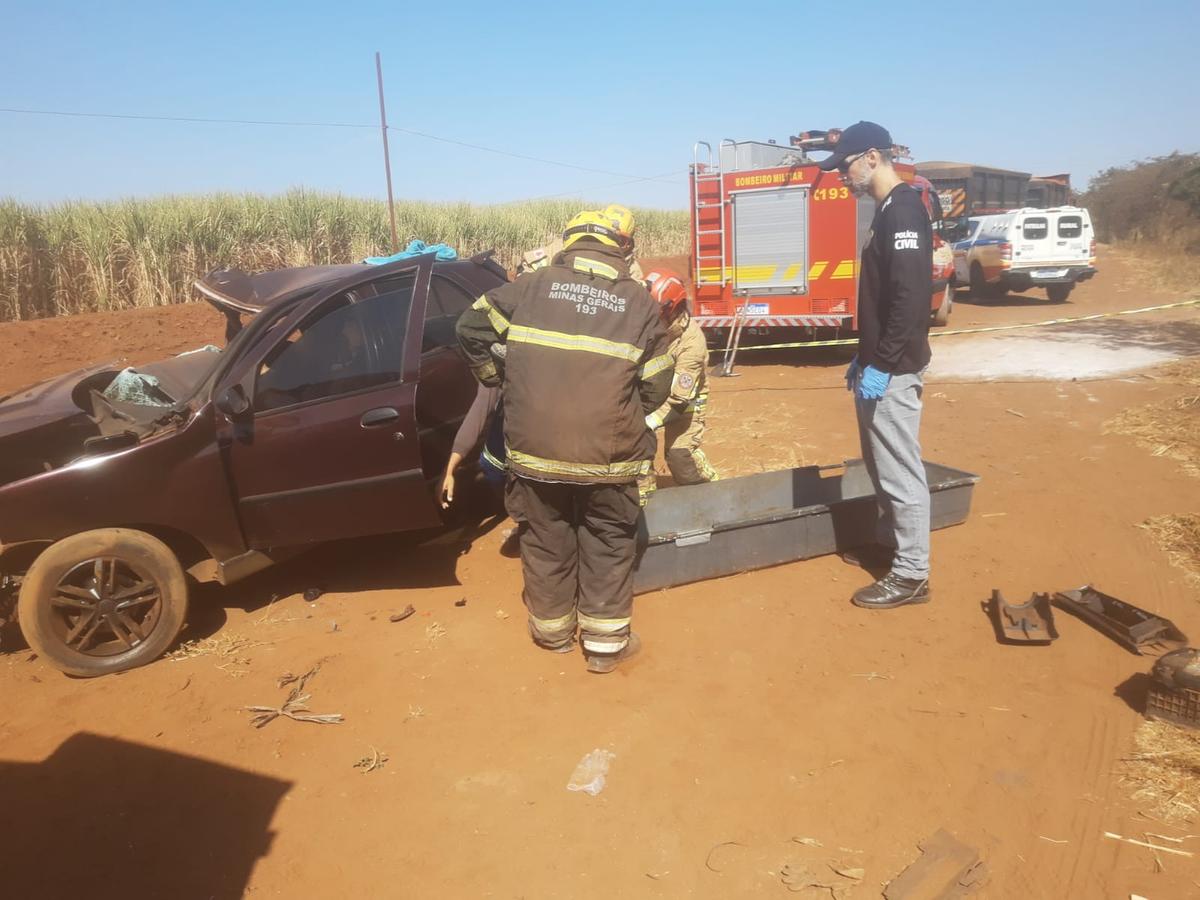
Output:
top-left (49, 557), bottom-right (163, 657)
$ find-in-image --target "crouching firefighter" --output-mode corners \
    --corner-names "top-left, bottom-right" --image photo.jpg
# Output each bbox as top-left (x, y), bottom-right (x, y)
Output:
top-left (642, 269), bottom-right (719, 493)
top-left (455, 207), bottom-right (673, 673)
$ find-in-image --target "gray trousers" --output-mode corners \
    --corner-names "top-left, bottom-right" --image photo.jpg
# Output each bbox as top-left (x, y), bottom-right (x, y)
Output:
top-left (854, 370), bottom-right (930, 579)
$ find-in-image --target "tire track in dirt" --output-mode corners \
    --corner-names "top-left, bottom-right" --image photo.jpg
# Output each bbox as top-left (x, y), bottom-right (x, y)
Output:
top-left (1058, 694), bottom-right (1122, 895)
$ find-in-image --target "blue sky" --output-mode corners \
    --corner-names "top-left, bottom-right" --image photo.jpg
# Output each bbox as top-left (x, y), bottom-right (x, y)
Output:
top-left (1, 0), bottom-right (1197, 210)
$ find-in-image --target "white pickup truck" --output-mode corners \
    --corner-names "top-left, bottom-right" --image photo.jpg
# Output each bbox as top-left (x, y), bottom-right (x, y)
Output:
top-left (950, 206), bottom-right (1097, 302)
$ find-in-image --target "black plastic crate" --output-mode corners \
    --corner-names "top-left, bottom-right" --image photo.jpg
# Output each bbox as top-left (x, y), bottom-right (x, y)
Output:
top-left (634, 459), bottom-right (979, 594)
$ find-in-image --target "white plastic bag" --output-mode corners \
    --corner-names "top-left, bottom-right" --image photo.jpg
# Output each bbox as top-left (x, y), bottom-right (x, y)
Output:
top-left (566, 749), bottom-right (615, 796)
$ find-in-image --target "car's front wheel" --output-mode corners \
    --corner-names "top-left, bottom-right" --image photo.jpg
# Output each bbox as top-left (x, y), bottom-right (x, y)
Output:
top-left (932, 284), bottom-right (953, 325)
top-left (18, 529), bottom-right (189, 677)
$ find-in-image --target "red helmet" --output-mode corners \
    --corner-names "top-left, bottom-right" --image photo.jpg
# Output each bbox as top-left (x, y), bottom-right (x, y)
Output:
top-left (644, 269), bottom-right (689, 321)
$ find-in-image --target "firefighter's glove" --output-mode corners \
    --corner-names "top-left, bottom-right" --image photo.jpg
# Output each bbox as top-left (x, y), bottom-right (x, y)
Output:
top-left (646, 404), bottom-right (685, 431)
top-left (471, 360), bottom-right (501, 387)
top-left (844, 356), bottom-right (859, 392)
top-left (855, 365), bottom-right (891, 400)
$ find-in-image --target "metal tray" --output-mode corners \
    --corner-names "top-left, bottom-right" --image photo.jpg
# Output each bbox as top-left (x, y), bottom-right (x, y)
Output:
top-left (634, 459), bottom-right (979, 593)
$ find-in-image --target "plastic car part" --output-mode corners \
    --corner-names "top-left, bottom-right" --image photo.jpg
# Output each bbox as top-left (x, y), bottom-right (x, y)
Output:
top-left (1146, 647), bottom-right (1200, 728)
top-left (989, 589), bottom-right (1058, 644)
top-left (1052, 585), bottom-right (1188, 656)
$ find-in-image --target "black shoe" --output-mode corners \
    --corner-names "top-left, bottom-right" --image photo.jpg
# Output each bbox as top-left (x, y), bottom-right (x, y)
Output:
top-left (586, 633), bottom-right (642, 674)
top-left (499, 525), bottom-right (522, 558)
top-left (852, 572), bottom-right (931, 609)
top-left (839, 544), bottom-right (895, 569)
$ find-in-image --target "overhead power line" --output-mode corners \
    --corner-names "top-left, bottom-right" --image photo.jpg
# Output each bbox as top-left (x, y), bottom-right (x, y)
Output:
top-left (0, 105), bottom-right (372, 129)
top-left (0, 106), bottom-right (677, 185)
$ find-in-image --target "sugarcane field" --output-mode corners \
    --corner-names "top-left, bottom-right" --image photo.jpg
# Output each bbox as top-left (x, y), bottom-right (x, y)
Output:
top-left (3, 3), bottom-right (1200, 899)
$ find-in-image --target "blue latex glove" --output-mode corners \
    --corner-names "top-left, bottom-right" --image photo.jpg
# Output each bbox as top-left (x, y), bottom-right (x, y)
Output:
top-left (844, 356), bottom-right (859, 392)
top-left (856, 364), bottom-right (891, 400)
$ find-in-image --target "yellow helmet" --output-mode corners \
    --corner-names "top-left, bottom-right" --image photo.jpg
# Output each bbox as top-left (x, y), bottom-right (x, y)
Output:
top-left (562, 209), bottom-right (620, 250)
top-left (601, 204), bottom-right (636, 241)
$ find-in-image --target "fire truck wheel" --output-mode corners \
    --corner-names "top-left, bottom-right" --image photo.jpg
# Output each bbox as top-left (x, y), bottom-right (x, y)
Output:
top-left (933, 286), bottom-right (952, 325)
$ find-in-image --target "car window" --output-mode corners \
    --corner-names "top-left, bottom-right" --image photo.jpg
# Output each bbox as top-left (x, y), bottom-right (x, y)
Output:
top-left (1057, 215), bottom-right (1083, 238)
top-left (1021, 217), bottom-right (1049, 240)
top-left (422, 276), bottom-right (476, 352)
top-left (255, 277), bottom-right (414, 412)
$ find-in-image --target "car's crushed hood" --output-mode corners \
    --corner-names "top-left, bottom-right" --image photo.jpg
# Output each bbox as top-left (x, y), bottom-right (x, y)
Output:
top-left (0, 350), bottom-right (220, 488)
top-left (0, 362), bottom-right (116, 441)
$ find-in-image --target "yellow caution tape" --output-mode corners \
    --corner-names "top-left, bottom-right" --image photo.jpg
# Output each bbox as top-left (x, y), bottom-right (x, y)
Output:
top-left (708, 297), bottom-right (1200, 353)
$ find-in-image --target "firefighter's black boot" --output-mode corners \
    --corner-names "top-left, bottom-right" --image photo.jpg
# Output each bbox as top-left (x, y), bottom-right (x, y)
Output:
top-left (585, 633), bottom-right (642, 674)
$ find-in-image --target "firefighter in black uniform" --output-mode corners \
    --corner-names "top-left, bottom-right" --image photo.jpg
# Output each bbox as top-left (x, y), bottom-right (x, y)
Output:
top-left (818, 121), bottom-right (934, 610)
top-left (456, 208), bottom-right (673, 673)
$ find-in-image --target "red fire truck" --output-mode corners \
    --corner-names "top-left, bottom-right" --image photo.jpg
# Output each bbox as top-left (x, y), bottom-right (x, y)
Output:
top-left (689, 131), bottom-right (953, 353)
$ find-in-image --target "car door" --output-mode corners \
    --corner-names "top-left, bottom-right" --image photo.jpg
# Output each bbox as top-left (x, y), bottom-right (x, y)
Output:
top-left (952, 219), bottom-right (980, 282)
top-left (215, 257), bottom-right (443, 549)
top-left (1053, 212), bottom-right (1090, 266)
top-left (413, 272), bottom-right (497, 478)
top-left (1012, 213), bottom-right (1050, 267)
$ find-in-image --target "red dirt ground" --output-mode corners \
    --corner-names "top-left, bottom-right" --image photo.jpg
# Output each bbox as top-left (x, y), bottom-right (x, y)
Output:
top-left (2, 248), bottom-right (1200, 898)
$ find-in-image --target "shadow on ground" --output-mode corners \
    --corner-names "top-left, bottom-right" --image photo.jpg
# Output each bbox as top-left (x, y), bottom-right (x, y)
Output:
top-left (190, 478), bottom-right (506, 623)
top-left (952, 288), bottom-right (1070, 310)
top-left (0, 732), bottom-right (290, 900)
top-left (1011, 317), bottom-right (1200, 358)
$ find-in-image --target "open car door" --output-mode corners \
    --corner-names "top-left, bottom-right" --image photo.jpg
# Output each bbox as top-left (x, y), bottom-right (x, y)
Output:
top-left (213, 256), bottom-right (444, 549)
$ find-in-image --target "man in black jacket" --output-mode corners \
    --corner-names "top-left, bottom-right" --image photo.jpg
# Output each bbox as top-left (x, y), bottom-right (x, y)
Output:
top-left (819, 122), bottom-right (933, 610)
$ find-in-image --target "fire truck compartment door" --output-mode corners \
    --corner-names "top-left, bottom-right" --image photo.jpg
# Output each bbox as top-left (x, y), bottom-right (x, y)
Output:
top-left (731, 187), bottom-right (809, 296)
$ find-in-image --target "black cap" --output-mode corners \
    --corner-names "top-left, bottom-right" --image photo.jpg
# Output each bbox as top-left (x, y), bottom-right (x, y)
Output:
top-left (816, 121), bottom-right (893, 172)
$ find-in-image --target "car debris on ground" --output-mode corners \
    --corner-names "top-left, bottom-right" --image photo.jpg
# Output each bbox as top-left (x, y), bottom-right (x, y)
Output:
top-left (988, 589), bottom-right (1058, 644)
top-left (1052, 585), bottom-right (1188, 654)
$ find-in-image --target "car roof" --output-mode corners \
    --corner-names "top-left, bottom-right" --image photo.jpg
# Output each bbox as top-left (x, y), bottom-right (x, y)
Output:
top-left (195, 253), bottom-right (506, 315)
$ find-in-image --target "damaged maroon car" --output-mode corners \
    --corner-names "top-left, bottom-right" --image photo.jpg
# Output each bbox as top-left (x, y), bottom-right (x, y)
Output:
top-left (0, 252), bottom-right (506, 676)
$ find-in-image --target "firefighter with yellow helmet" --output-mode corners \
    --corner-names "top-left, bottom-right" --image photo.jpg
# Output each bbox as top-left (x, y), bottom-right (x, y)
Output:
top-left (642, 269), bottom-right (719, 489)
top-left (517, 204), bottom-right (644, 281)
top-left (456, 206), bottom-right (672, 673)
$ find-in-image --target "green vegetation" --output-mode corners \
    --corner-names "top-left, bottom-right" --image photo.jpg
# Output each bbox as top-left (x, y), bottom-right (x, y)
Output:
top-left (1081, 152), bottom-right (1200, 251)
top-left (0, 191), bottom-right (689, 321)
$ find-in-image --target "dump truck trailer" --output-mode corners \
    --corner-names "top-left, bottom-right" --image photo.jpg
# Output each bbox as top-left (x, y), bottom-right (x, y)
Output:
top-left (915, 161), bottom-right (1032, 218)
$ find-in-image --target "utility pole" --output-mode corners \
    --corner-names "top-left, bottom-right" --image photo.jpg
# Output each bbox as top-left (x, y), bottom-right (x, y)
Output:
top-left (375, 51), bottom-right (399, 254)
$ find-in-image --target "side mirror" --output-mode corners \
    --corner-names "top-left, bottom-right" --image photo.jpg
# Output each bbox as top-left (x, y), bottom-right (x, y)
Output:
top-left (215, 384), bottom-right (251, 418)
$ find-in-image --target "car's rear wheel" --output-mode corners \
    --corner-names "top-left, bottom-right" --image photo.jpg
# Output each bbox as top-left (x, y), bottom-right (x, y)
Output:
top-left (932, 285), bottom-right (953, 325)
top-left (969, 263), bottom-right (988, 298)
top-left (18, 529), bottom-right (189, 677)
top-left (1047, 283), bottom-right (1072, 303)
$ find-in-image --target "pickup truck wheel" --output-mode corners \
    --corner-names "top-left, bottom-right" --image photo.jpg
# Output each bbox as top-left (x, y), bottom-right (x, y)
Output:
top-left (932, 285), bottom-right (953, 325)
top-left (17, 529), bottom-right (189, 677)
top-left (1047, 284), bottom-right (1072, 303)
top-left (969, 263), bottom-right (988, 298)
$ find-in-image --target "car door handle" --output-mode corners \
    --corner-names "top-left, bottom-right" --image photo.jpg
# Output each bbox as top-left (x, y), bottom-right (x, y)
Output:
top-left (361, 407), bottom-right (400, 427)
